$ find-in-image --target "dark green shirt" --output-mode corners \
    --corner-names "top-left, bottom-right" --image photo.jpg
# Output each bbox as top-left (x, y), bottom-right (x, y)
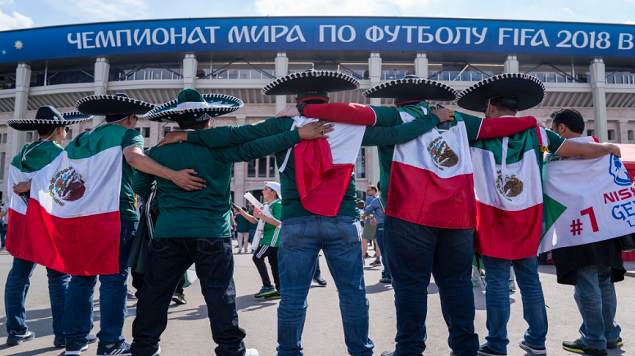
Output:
top-left (235, 213), bottom-right (250, 233)
top-left (187, 112), bottom-right (440, 220)
top-left (132, 129), bottom-right (301, 239)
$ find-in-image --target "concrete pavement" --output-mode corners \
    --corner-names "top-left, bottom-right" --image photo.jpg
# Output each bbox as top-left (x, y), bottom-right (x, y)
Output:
top-left (0, 245), bottom-right (633, 356)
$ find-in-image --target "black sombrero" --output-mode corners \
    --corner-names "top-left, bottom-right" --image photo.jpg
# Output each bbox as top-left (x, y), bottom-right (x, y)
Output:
top-left (8, 105), bottom-right (92, 131)
top-left (76, 93), bottom-right (155, 116)
top-left (261, 70), bottom-right (360, 96)
top-left (363, 75), bottom-right (457, 102)
top-left (456, 73), bottom-right (546, 112)
top-left (145, 88), bottom-right (243, 123)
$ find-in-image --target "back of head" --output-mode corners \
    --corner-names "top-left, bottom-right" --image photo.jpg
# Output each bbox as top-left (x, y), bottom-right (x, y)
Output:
top-left (178, 120), bottom-right (209, 130)
top-left (490, 96), bottom-right (518, 115)
top-left (357, 200), bottom-right (365, 209)
top-left (551, 108), bottom-right (585, 134)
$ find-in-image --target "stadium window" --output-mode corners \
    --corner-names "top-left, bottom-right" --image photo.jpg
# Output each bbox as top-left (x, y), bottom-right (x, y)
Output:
top-left (247, 159), bottom-right (256, 177)
top-left (67, 129), bottom-right (73, 140)
top-left (268, 155), bottom-right (276, 177)
top-left (587, 129), bottom-right (595, 137)
top-left (2, 133), bottom-right (6, 143)
top-left (134, 128), bottom-right (141, 133)
top-left (258, 157), bottom-right (267, 177)
top-left (0, 152), bottom-right (5, 180)
top-left (629, 130), bottom-right (634, 141)
top-left (608, 130), bottom-right (616, 141)
top-left (356, 148), bottom-right (366, 179)
top-left (143, 127), bottom-right (150, 138)
top-left (163, 127), bottom-right (171, 137)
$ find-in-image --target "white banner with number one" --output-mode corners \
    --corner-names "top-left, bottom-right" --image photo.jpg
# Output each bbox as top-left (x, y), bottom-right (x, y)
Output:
top-left (539, 137), bottom-right (635, 253)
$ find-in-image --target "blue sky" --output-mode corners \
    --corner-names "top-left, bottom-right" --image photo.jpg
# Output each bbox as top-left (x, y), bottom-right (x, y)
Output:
top-left (1, 0), bottom-right (634, 31)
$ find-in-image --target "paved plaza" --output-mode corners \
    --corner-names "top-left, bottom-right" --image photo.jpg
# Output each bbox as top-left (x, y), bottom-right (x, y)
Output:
top-left (0, 245), bottom-right (633, 356)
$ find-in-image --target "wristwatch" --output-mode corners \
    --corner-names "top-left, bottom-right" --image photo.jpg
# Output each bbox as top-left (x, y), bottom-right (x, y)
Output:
top-left (296, 102), bottom-right (308, 117)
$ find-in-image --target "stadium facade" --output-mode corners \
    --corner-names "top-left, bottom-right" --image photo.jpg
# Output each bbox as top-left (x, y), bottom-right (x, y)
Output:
top-left (1, 16), bottom-right (635, 204)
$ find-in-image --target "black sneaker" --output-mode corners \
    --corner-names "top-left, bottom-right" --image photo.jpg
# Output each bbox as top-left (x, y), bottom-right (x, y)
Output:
top-left (380, 276), bottom-right (392, 283)
top-left (55, 334), bottom-right (97, 348)
top-left (380, 352), bottom-right (394, 356)
top-left (313, 276), bottom-right (328, 286)
top-left (369, 259), bottom-right (382, 266)
top-left (607, 337), bottom-right (623, 349)
top-left (171, 293), bottom-right (187, 305)
top-left (478, 344), bottom-right (506, 356)
top-left (65, 342), bottom-right (89, 355)
top-left (519, 339), bottom-right (546, 355)
top-left (96, 342), bottom-right (132, 356)
top-left (6, 330), bottom-right (35, 346)
top-left (562, 339), bottom-right (607, 356)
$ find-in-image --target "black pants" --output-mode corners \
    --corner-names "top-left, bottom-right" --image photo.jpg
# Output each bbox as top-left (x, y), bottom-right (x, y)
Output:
top-left (253, 244), bottom-right (280, 291)
top-left (131, 271), bottom-right (185, 298)
top-left (131, 238), bottom-right (246, 356)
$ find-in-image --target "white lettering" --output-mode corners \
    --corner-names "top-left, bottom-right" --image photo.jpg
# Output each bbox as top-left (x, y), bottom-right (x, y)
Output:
top-left (520, 29), bottom-right (535, 46)
top-left (385, 26), bottom-right (400, 42)
top-left (320, 25), bottom-right (336, 42)
top-left (286, 25), bottom-right (306, 42)
top-left (619, 33), bottom-right (633, 50)
top-left (418, 26), bottom-right (433, 43)
top-left (187, 27), bottom-right (207, 44)
top-left (205, 26), bottom-right (220, 43)
top-left (95, 31), bottom-right (116, 48)
top-left (454, 27), bottom-right (471, 44)
top-left (134, 29), bottom-right (151, 45)
top-left (531, 29), bottom-right (549, 47)
top-left (82, 32), bottom-right (95, 49)
top-left (68, 32), bottom-right (82, 49)
top-left (402, 26), bottom-right (417, 43)
top-left (338, 25), bottom-right (356, 42)
top-left (116, 30), bottom-right (132, 46)
top-left (152, 28), bottom-right (169, 45)
top-left (251, 26), bottom-right (269, 42)
top-left (271, 25), bottom-right (289, 42)
top-left (435, 27), bottom-right (453, 44)
top-left (473, 28), bottom-right (487, 44)
top-left (366, 25), bottom-right (384, 42)
top-left (499, 28), bottom-right (513, 45)
top-left (170, 27), bottom-right (187, 45)
top-left (228, 26), bottom-right (250, 43)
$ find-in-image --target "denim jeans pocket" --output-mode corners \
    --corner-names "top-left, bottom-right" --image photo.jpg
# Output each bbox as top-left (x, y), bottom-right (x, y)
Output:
top-left (335, 217), bottom-right (361, 247)
top-left (281, 221), bottom-right (307, 250)
top-left (149, 238), bottom-right (169, 253)
top-left (196, 238), bottom-right (224, 255)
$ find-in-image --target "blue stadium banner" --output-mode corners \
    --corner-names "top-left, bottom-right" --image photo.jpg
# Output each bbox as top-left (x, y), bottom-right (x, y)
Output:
top-left (1, 17), bottom-right (635, 64)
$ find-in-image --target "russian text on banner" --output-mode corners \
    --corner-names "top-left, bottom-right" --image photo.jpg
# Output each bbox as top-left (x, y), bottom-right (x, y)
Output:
top-left (21, 127), bottom-right (125, 276)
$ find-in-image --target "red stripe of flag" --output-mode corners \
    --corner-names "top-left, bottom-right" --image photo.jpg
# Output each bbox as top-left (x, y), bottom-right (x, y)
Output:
top-left (21, 199), bottom-right (121, 276)
top-left (6, 209), bottom-right (27, 257)
top-left (386, 161), bottom-right (477, 229)
top-left (475, 202), bottom-right (543, 260)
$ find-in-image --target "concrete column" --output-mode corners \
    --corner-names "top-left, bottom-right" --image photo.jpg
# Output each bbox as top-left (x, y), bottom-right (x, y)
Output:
top-left (618, 120), bottom-right (629, 143)
top-left (368, 52), bottom-right (382, 106)
top-left (414, 53), bottom-right (429, 78)
top-left (183, 53), bottom-right (198, 89)
top-left (590, 58), bottom-right (608, 142)
top-left (234, 116), bottom-right (247, 204)
top-left (275, 52), bottom-right (289, 113)
top-left (503, 55), bottom-right (519, 73)
top-left (10, 63), bottom-right (30, 160)
top-left (93, 57), bottom-right (110, 127)
top-left (367, 147), bottom-right (380, 187)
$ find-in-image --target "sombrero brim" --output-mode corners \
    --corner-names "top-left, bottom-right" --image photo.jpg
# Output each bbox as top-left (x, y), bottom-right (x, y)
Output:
top-left (76, 95), bottom-right (155, 115)
top-left (8, 112), bottom-right (93, 131)
top-left (261, 71), bottom-right (359, 95)
top-left (456, 73), bottom-right (546, 112)
top-left (145, 94), bottom-right (244, 122)
top-left (363, 78), bottom-right (457, 101)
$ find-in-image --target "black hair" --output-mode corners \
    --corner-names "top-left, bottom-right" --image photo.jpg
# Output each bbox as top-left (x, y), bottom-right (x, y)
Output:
top-left (551, 108), bottom-right (585, 134)
top-left (37, 127), bottom-right (57, 136)
top-left (302, 99), bottom-right (328, 105)
top-left (178, 120), bottom-right (209, 130)
top-left (489, 96), bottom-right (519, 113)
top-left (367, 185), bottom-right (377, 194)
top-left (105, 114), bottom-right (130, 123)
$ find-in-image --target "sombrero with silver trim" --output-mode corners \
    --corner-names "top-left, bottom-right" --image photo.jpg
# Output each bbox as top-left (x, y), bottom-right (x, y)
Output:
top-left (145, 88), bottom-right (243, 123)
top-left (363, 75), bottom-right (457, 102)
top-left (261, 70), bottom-right (360, 96)
top-left (8, 105), bottom-right (92, 131)
top-left (455, 73), bottom-right (546, 112)
top-left (76, 93), bottom-right (155, 116)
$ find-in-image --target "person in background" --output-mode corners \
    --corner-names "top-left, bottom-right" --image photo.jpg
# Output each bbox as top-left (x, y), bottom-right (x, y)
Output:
top-left (312, 258), bottom-right (327, 286)
top-left (234, 206), bottom-right (251, 254)
top-left (363, 182), bottom-right (390, 283)
top-left (235, 182), bottom-right (284, 300)
top-left (361, 186), bottom-right (378, 263)
top-left (0, 202), bottom-right (6, 250)
top-left (247, 204), bottom-right (258, 253)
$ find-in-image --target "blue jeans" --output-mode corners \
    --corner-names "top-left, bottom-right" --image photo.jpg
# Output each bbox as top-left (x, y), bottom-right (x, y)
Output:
top-left (574, 265), bottom-right (621, 350)
top-left (4, 257), bottom-right (70, 340)
top-left (384, 216), bottom-right (478, 356)
top-left (277, 215), bottom-right (373, 356)
top-left (481, 255), bottom-right (548, 354)
top-left (374, 224), bottom-right (390, 279)
top-left (63, 221), bottom-right (136, 346)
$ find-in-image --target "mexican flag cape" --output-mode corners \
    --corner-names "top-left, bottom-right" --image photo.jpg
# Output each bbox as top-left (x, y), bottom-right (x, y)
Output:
top-left (6, 141), bottom-right (63, 257)
top-left (539, 136), bottom-right (635, 253)
top-left (470, 127), bottom-right (545, 260)
top-left (386, 110), bottom-right (476, 229)
top-left (281, 116), bottom-right (365, 217)
top-left (21, 125), bottom-right (125, 276)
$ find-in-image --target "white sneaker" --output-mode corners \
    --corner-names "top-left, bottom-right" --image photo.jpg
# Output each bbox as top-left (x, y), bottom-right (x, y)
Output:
top-left (153, 346), bottom-right (162, 356)
top-left (508, 280), bottom-right (516, 292)
top-left (245, 348), bottom-right (259, 356)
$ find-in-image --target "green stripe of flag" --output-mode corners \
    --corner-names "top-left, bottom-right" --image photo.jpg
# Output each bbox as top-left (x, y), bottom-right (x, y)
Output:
top-left (65, 124), bottom-right (127, 160)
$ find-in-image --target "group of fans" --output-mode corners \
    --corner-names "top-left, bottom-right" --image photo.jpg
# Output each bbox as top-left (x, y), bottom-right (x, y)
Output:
top-left (1, 68), bottom-right (629, 356)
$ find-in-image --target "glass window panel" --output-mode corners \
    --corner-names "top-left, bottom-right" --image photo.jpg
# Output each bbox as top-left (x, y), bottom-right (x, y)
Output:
top-left (587, 129), bottom-right (595, 137)
top-left (356, 148), bottom-right (366, 179)
top-left (608, 130), bottom-right (616, 141)
top-left (258, 157), bottom-right (267, 177)
top-left (247, 159), bottom-right (256, 177)
top-left (628, 130), bottom-right (634, 141)
top-left (143, 127), bottom-right (150, 138)
top-left (268, 155), bottom-right (276, 177)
